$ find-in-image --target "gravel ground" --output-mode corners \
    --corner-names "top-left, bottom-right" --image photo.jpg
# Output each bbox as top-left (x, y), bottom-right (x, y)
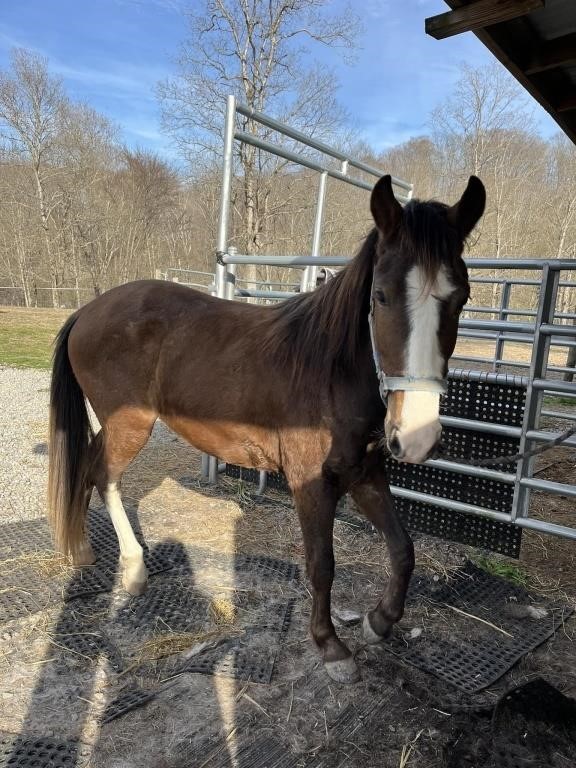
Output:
top-left (0, 367), bottom-right (52, 524)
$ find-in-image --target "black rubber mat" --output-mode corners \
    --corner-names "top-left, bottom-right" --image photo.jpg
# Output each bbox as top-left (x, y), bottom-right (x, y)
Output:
top-left (245, 599), bottom-right (296, 635)
top-left (0, 572), bottom-right (54, 623)
top-left (64, 567), bottom-right (115, 601)
top-left (202, 736), bottom-right (298, 768)
top-left (0, 732), bottom-right (78, 768)
top-left (53, 615), bottom-right (123, 671)
top-left (326, 693), bottom-right (388, 742)
top-left (116, 584), bottom-right (207, 635)
top-left (101, 687), bottom-right (157, 724)
top-left (0, 518), bottom-right (52, 554)
top-left (182, 642), bottom-right (278, 684)
top-left (235, 554), bottom-right (299, 582)
top-left (385, 561), bottom-right (573, 693)
top-left (180, 599), bottom-right (294, 684)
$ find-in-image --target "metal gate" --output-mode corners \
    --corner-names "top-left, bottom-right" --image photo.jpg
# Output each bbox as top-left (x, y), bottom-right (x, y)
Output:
top-left (197, 96), bottom-right (576, 545)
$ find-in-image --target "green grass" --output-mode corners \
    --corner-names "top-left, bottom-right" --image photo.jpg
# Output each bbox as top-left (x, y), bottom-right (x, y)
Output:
top-left (473, 555), bottom-right (529, 586)
top-left (543, 395), bottom-right (575, 408)
top-left (0, 307), bottom-right (70, 369)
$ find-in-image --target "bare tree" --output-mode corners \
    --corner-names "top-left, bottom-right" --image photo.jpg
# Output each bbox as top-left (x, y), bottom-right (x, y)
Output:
top-left (0, 49), bottom-right (66, 306)
top-left (157, 0), bottom-right (360, 265)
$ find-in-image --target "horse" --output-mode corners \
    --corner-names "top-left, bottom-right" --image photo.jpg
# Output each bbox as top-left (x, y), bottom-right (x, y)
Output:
top-left (48, 174), bottom-right (485, 684)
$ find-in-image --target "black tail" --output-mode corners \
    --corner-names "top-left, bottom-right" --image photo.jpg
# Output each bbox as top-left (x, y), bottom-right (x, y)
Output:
top-left (47, 313), bottom-right (93, 558)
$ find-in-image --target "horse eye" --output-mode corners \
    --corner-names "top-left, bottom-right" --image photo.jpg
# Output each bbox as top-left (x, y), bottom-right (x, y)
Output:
top-left (375, 290), bottom-right (387, 305)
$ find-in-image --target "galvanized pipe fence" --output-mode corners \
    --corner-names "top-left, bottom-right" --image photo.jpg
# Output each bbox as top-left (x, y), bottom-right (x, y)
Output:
top-left (163, 96), bottom-right (576, 543)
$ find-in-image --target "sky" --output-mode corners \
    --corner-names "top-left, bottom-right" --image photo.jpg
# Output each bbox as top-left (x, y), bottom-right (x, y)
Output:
top-left (0, 0), bottom-right (560, 160)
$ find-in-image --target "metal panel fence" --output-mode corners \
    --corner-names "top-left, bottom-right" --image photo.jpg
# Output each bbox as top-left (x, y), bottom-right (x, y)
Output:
top-left (178, 96), bottom-right (576, 544)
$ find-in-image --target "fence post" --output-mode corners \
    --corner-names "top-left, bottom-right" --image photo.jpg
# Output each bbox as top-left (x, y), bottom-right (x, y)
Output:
top-left (300, 170), bottom-right (328, 293)
top-left (494, 280), bottom-right (511, 371)
top-left (205, 94), bottom-right (237, 484)
top-left (511, 264), bottom-right (560, 521)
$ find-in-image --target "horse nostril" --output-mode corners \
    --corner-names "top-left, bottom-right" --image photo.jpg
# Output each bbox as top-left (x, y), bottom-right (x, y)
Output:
top-left (389, 435), bottom-right (402, 457)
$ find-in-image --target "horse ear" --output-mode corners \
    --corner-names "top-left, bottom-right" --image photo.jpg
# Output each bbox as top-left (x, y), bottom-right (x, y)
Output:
top-left (370, 175), bottom-right (403, 238)
top-left (448, 176), bottom-right (486, 239)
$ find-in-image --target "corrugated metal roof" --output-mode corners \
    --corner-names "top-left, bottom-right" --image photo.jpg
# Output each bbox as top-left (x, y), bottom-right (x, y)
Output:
top-left (441, 0), bottom-right (576, 143)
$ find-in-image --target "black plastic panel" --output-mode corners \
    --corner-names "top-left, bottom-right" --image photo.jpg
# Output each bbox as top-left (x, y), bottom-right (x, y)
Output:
top-left (386, 561), bottom-right (572, 693)
top-left (101, 687), bottom-right (156, 724)
top-left (0, 733), bottom-right (78, 768)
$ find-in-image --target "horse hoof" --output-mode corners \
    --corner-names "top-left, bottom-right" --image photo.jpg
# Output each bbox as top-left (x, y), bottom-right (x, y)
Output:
top-left (363, 613), bottom-right (388, 644)
top-left (122, 577), bottom-right (148, 596)
top-left (324, 656), bottom-right (360, 684)
top-left (73, 543), bottom-right (96, 567)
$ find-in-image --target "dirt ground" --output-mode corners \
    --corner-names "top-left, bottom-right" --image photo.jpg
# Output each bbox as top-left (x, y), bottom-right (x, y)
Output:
top-left (1, 420), bottom-right (575, 768)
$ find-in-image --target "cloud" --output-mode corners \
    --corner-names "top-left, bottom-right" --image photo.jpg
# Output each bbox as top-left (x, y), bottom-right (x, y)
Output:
top-left (52, 61), bottom-right (165, 97)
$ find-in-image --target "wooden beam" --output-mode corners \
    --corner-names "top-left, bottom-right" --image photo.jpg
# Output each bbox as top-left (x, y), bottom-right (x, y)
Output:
top-left (557, 96), bottom-right (576, 114)
top-left (425, 0), bottom-right (545, 41)
top-left (524, 32), bottom-right (576, 75)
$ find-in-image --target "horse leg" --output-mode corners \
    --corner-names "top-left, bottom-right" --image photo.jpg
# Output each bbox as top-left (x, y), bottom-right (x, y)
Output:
top-left (92, 407), bottom-right (156, 595)
top-left (67, 431), bottom-right (105, 568)
top-left (294, 479), bottom-right (360, 684)
top-left (350, 455), bottom-right (415, 643)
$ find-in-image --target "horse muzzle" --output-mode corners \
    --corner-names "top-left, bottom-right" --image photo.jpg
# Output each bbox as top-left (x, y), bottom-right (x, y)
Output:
top-left (385, 390), bottom-right (442, 464)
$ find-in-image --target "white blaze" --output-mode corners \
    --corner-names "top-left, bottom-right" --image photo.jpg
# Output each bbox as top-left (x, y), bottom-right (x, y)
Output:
top-left (396, 265), bottom-right (454, 463)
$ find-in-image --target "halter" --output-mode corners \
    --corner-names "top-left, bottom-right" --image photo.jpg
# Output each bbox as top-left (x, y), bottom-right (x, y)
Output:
top-left (368, 274), bottom-right (448, 403)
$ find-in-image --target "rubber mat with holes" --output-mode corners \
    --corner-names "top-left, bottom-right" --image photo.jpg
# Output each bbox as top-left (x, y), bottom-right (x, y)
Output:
top-left (101, 687), bottom-right (157, 724)
top-left (234, 554), bottom-right (299, 582)
top-left (0, 518), bottom-right (52, 555)
top-left (116, 584), bottom-right (207, 636)
top-left (52, 615), bottom-right (123, 671)
top-left (205, 735), bottom-right (298, 768)
top-left (0, 732), bottom-right (78, 768)
top-left (384, 561), bottom-right (573, 693)
top-left (179, 599), bottom-right (295, 683)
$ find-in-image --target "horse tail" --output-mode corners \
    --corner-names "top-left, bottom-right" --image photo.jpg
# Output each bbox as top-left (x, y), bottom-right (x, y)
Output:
top-left (48, 313), bottom-right (94, 559)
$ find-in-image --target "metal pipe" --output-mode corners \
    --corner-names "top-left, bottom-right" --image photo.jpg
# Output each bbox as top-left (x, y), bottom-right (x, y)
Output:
top-left (513, 517), bottom-right (576, 541)
top-left (532, 378), bottom-right (576, 395)
top-left (235, 288), bottom-right (298, 299)
top-left (519, 477), bottom-right (576, 497)
top-left (513, 266), bottom-right (559, 520)
top-left (465, 258), bottom-right (576, 270)
top-left (234, 101), bottom-right (413, 191)
top-left (540, 323), bottom-right (576, 337)
top-left (540, 409), bottom-right (576, 421)
top-left (459, 319), bottom-right (534, 334)
top-left (301, 171), bottom-right (328, 292)
top-left (425, 458), bottom-right (516, 484)
top-left (208, 93), bottom-right (237, 486)
top-left (440, 415), bottom-right (521, 438)
top-left (257, 470), bottom-right (268, 496)
top-left (221, 253), bottom-right (351, 267)
top-left (389, 486), bottom-right (512, 523)
top-left (525, 429), bottom-right (576, 447)
top-left (234, 130), bottom-right (411, 202)
top-left (495, 280), bottom-right (511, 371)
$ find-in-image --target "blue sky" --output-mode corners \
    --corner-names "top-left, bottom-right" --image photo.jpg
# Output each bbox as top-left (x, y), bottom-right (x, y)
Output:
top-left (0, 0), bottom-right (560, 159)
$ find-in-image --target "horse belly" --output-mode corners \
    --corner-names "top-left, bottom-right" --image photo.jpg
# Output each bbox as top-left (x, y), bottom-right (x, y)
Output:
top-left (162, 415), bottom-right (281, 471)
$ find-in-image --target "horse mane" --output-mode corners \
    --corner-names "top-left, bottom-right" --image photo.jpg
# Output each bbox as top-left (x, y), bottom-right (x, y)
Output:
top-left (260, 198), bottom-right (457, 383)
top-left (261, 229), bottom-right (378, 382)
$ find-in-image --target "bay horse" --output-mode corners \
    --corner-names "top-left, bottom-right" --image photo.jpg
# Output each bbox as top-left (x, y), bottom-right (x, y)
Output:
top-left (48, 175), bottom-right (485, 683)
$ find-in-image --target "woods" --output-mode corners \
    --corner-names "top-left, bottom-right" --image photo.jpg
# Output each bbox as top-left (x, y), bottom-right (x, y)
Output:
top-left (0, 15), bottom-right (575, 310)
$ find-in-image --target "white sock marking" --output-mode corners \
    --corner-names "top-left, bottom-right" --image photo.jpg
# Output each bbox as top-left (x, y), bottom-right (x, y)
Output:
top-left (104, 482), bottom-right (144, 563)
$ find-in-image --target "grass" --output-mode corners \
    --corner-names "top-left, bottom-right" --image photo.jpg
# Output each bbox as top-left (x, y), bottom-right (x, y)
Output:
top-left (473, 554), bottom-right (529, 586)
top-left (543, 395), bottom-right (575, 408)
top-left (0, 306), bottom-right (70, 369)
